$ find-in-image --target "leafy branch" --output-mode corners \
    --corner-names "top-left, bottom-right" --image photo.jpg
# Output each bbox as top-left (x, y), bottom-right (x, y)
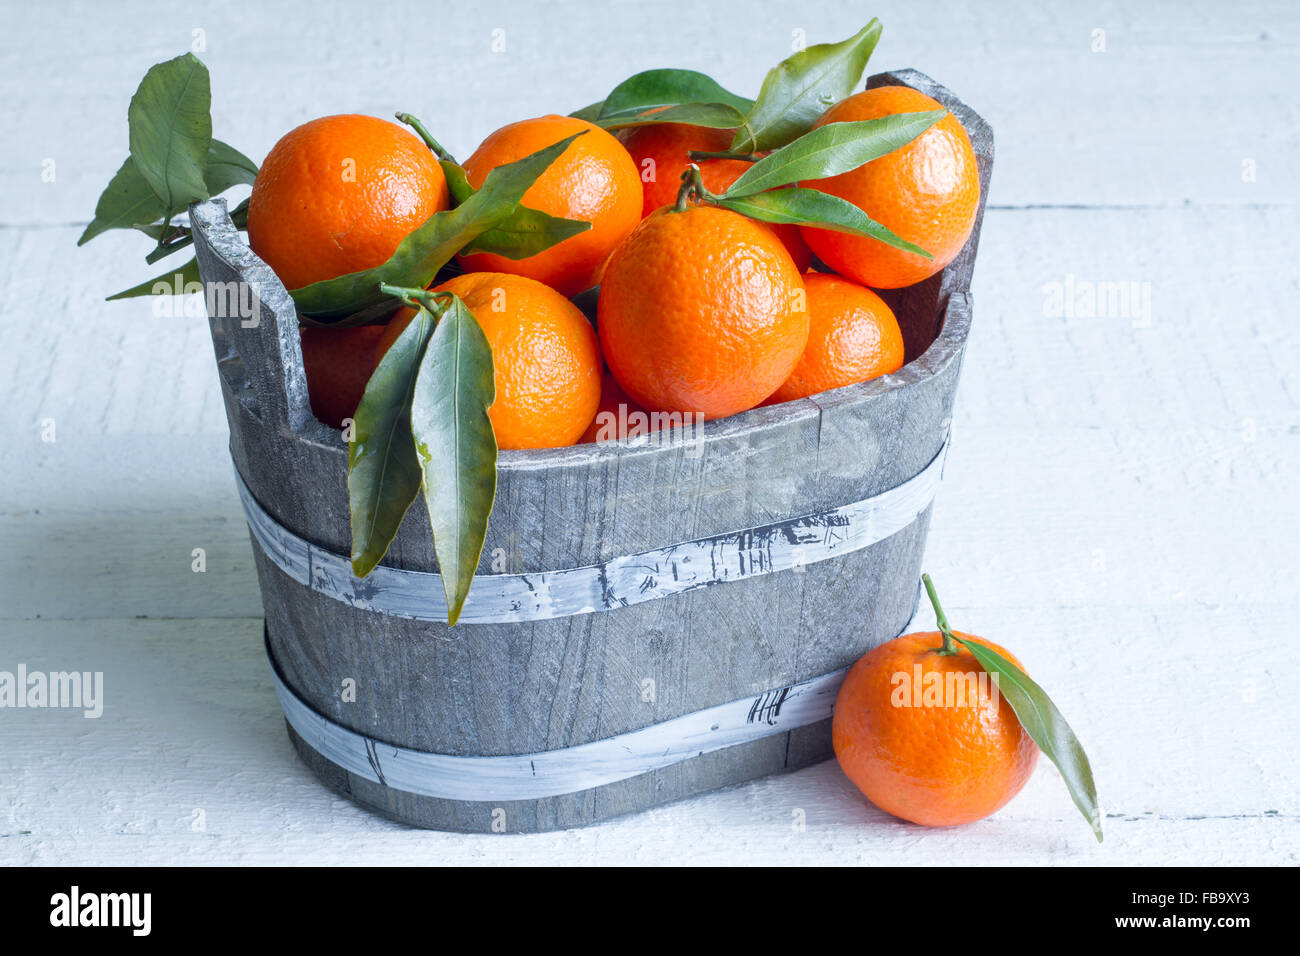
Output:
top-left (79, 53), bottom-right (257, 299)
top-left (349, 286), bottom-right (497, 625)
top-left (666, 108), bottom-right (945, 257)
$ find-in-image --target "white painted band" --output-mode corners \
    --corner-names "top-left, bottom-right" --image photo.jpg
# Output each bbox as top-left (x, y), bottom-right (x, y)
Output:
top-left (269, 644), bottom-right (851, 802)
top-left (236, 440), bottom-right (948, 624)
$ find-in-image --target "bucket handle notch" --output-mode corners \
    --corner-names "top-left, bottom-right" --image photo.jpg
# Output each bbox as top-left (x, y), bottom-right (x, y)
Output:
top-left (190, 199), bottom-right (335, 444)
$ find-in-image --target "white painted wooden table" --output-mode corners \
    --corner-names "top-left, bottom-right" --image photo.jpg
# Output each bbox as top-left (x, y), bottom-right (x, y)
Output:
top-left (2, 0), bottom-right (1296, 865)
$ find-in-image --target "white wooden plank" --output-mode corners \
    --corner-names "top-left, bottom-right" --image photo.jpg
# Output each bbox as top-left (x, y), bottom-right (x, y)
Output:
top-left (0, 615), bottom-right (1292, 865)
top-left (1, 0), bottom-right (1297, 863)
top-left (2, 0), bottom-right (1296, 225)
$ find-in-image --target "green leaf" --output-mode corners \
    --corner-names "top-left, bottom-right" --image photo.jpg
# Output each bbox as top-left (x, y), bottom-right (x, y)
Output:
top-left (143, 230), bottom-right (192, 264)
top-left (132, 194), bottom-right (246, 264)
top-left (460, 206), bottom-right (591, 259)
top-left (441, 160), bottom-right (591, 260)
top-left (598, 68), bottom-right (753, 120)
top-left (128, 53), bottom-right (213, 211)
top-left (394, 112), bottom-right (457, 163)
top-left (348, 307), bottom-right (437, 578)
top-left (732, 19), bottom-right (882, 153)
top-left (953, 635), bottom-right (1103, 843)
top-left (290, 132), bottom-right (585, 322)
top-left (597, 101), bottom-right (748, 131)
top-left (78, 156), bottom-right (168, 245)
top-left (106, 256), bottom-right (200, 300)
top-left (714, 187), bottom-right (932, 258)
top-left (569, 101), bottom-right (605, 122)
top-left (440, 160), bottom-right (476, 204)
top-left (409, 296), bottom-right (498, 625)
top-left (228, 196), bottom-right (250, 230)
top-left (204, 138), bottom-right (258, 194)
top-left (725, 112), bottom-right (946, 196)
top-left (131, 220), bottom-right (173, 241)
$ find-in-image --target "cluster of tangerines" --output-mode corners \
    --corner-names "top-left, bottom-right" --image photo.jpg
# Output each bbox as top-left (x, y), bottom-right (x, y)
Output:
top-left (246, 84), bottom-right (980, 443)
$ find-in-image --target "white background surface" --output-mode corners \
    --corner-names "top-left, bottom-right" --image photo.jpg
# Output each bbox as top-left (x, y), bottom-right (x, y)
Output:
top-left (2, 0), bottom-right (1297, 865)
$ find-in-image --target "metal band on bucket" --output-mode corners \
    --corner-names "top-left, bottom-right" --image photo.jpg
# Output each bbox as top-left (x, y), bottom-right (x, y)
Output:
top-left (237, 441), bottom-right (947, 624)
top-left (268, 635), bottom-right (851, 802)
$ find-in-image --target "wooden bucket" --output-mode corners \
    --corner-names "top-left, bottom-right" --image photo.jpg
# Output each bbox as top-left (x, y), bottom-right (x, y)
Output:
top-left (190, 69), bottom-right (991, 832)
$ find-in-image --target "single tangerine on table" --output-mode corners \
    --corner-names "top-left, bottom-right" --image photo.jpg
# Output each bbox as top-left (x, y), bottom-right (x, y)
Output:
top-left (378, 273), bottom-right (601, 450)
top-left (765, 272), bottom-right (904, 404)
top-left (832, 629), bottom-right (1038, 828)
top-left (598, 203), bottom-right (808, 420)
top-left (800, 86), bottom-right (980, 289)
top-left (619, 121), bottom-right (813, 270)
top-left (247, 114), bottom-right (449, 291)
top-left (456, 115), bottom-right (642, 297)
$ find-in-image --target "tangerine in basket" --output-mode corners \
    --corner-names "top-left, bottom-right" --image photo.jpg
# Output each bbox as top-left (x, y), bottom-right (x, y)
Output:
top-left (456, 115), bottom-right (642, 297)
top-left (580, 371), bottom-right (651, 443)
top-left (597, 204), bottom-right (808, 420)
top-left (800, 86), bottom-right (979, 289)
top-left (620, 122), bottom-right (812, 270)
top-left (378, 273), bottom-right (601, 450)
top-left (766, 273), bottom-right (904, 404)
top-left (299, 324), bottom-right (389, 430)
top-left (247, 114), bottom-right (449, 291)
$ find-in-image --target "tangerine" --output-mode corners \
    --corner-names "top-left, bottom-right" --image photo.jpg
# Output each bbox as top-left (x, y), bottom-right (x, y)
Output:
top-left (456, 115), bottom-right (641, 297)
top-left (800, 87), bottom-right (979, 289)
top-left (620, 121), bottom-right (812, 270)
top-left (299, 323), bottom-right (388, 429)
top-left (380, 273), bottom-right (601, 449)
top-left (766, 273), bottom-right (904, 403)
top-left (247, 114), bottom-right (449, 291)
top-left (833, 629), bottom-right (1038, 827)
top-left (598, 204), bottom-right (807, 419)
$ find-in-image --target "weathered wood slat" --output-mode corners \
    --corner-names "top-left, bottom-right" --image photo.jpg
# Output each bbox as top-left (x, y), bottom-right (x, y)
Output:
top-left (270, 637), bottom-right (849, 801)
top-left (234, 442), bottom-right (948, 622)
